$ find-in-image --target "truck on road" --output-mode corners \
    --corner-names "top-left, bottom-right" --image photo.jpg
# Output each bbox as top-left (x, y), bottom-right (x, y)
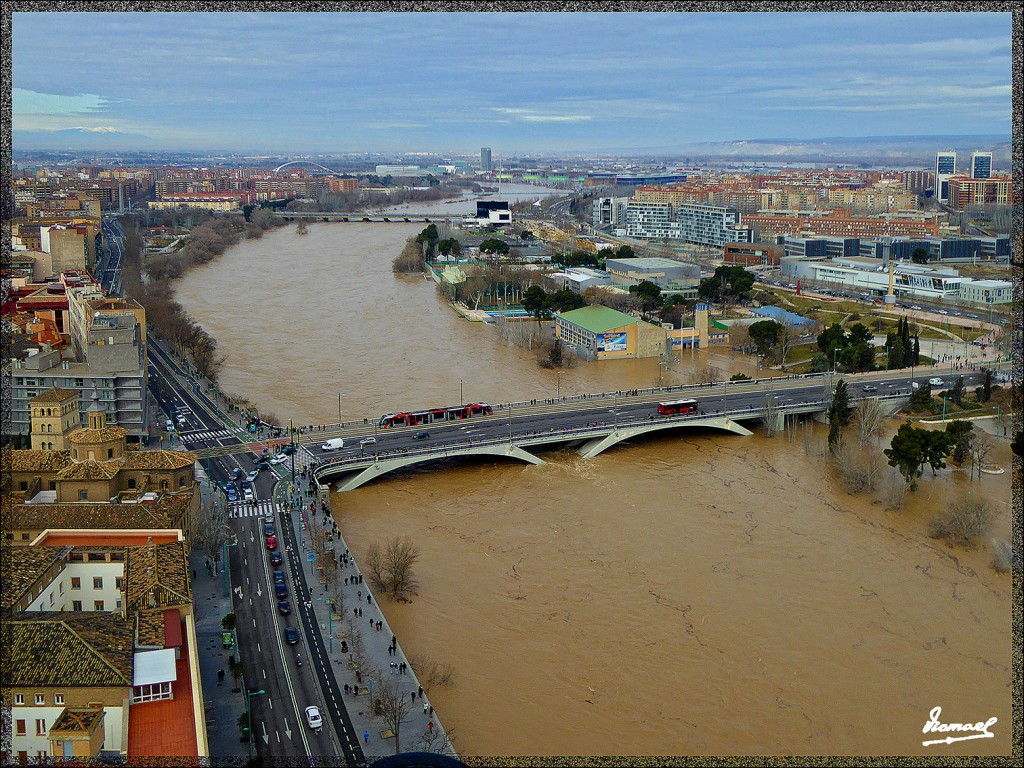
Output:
top-left (321, 438), bottom-right (345, 451)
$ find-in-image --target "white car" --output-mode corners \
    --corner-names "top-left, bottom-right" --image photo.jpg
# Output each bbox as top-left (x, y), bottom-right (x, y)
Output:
top-left (359, 437), bottom-right (377, 448)
top-left (269, 454), bottom-right (288, 465)
top-left (305, 705), bottom-right (322, 731)
top-left (928, 377), bottom-right (945, 387)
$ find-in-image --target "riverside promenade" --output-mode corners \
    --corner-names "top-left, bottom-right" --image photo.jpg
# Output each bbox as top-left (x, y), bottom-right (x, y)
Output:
top-left (275, 463), bottom-right (458, 760)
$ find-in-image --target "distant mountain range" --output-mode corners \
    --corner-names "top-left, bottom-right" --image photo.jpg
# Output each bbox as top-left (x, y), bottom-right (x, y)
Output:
top-left (616, 135), bottom-right (1013, 167)
top-left (13, 130), bottom-right (1013, 168)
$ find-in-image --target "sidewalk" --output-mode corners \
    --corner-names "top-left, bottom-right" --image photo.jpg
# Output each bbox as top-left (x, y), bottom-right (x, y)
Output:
top-left (277, 472), bottom-right (457, 759)
top-left (189, 546), bottom-right (247, 760)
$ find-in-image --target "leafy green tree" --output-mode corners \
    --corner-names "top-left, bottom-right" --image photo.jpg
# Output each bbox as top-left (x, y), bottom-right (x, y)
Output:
top-left (519, 230), bottom-right (534, 241)
top-left (522, 285), bottom-right (550, 322)
top-left (437, 238), bottom-right (461, 256)
top-left (885, 422), bottom-right (929, 490)
top-left (817, 323), bottom-right (848, 358)
top-left (748, 320), bottom-right (782, 358)
top-left (222, 613), bottom-right (236, 631)
top-left (887, 334), bottom-right (906, 370)
top-left (809, 354), bottom-right (831, 373)
top-left (479, 238), bottom-right (510, 255)
top-left (913, 334), bottom-right (920, 365)
top-left (548, 288), bottom-right (587, 313)
top-left (416, 224), bottom-right (439, 244)
top-left (945, 420), bottom-right (974, 465)
top-left (697, 265), bottom-right (756, 304)
top-left (628, 280), bottom-right (662, 311)
top-left (907, 382), bottom-right (933, 411)
top-left (1012, 429), bottom-right (1023, 458)
top-left (922, 429), bottom-right (954, 476)
top-left (848, 323), bottom-right (873, 345)
top-left (949, 376), bottom-right (966, 407)
top-left (729, 373), bottom-right (752, 381)
top-left (615, 245), bottom-right (635, 259)
top-left (828, 378), bottom-right (852, 451)
top-left (981, 368), bottom-right (993, 402)
top-left (911, 247), bottom-right (930, 264)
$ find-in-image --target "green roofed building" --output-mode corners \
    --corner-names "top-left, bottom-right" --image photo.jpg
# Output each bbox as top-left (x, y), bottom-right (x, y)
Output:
top-left (554, 305), bottom-right (667, 361)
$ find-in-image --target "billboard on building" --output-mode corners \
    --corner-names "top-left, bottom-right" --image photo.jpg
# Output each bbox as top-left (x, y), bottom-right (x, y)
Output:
top-left (597, 332), bottom-right (628, 352)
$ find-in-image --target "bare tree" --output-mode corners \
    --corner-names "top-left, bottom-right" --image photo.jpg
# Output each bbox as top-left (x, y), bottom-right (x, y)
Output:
top-left (689, 364), bottom-right (722, 385)
top-left (373, 672), bottom-right (415, 755)
top-left (833, 441), bottom-right (884, 494)
top-left (762, 392), bottom-right (781, 437)
top-left (929, 496), bottom-right (993, 548)
top-left (385, 537), bottom-right (420, 600)
top-left (970, 431), bottom-right (995, 481)
top-left (189, 494), bottom-right (231, 563)
top-left (419, 724), bottom-right (456, 755)
top-left (853, 398), bottom-right (886, 448)
top-left (365, 541), bottom-right (387, 593)
top-left (777, 323), bottom-right (797, 365)
top-left (880, 467), bottom-right (909, 510)
top-left (407, 653), bottom-right (457, 691)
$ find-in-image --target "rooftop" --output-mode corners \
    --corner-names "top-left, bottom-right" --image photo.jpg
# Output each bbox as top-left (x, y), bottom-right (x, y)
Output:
top-left (556, 305), bottom-right (638, 333)
top-left (124, 540), bottom-right (191, 615)
top-left (2, 499), bottom-right (174, 533)
top-left (6, 611), bottom-right (134, 688)
top-left (1, 545), bottom-right (72, 612)
top-left (31, 386), bottom-right (78, 404)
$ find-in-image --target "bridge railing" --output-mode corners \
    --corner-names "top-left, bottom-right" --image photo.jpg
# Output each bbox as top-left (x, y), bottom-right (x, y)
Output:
top-left (309, 393), bottom-right (914, 485)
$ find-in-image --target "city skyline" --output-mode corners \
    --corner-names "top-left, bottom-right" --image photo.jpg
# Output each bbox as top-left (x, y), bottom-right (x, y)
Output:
top-left (12, 10), bottom-right (1013, 153)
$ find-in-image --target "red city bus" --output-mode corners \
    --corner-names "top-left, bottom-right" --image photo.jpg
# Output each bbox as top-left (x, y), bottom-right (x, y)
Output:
top-left (657, 398), bottom-right (698, 415)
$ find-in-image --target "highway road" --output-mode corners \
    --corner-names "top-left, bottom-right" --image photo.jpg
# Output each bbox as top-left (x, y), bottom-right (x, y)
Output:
top-left (148, 342), bottom-right (365, 764)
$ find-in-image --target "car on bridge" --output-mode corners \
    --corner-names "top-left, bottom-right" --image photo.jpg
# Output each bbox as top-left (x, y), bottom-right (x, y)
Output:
top-left (861, 384), bottom-right (878, 392)
top-left (928, 377), bottom-right (945, 387)
top-left (359, 437), bottom-right (377, 448)
top-left (413, 431), bottom-right (430, 440)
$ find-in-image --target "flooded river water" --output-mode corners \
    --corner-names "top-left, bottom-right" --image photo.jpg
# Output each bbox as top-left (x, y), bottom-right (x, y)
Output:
top-left (174, 215), bottom-right (1012, 756)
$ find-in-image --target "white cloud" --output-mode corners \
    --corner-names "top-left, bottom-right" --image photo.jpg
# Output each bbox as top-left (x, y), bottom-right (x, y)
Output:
top-left (13, 88), bottom-right (108, 115)
top-left (490, 108), bottom-right (591, 123)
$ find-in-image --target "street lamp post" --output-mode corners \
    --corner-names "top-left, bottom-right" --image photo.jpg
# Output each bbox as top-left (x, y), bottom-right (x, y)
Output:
top-left (246, 688), bottom-right (266, 760)
top-left (338, 392), bottom-right (343, 427)
top-left (289, 418), bottom-right (296, 491)
top-left (942, 394), bottom-right (949, 424)
top-left (460, 379), bottom-right (464, 407)
top-left (556, 371), bottom-right (562, 399)
top-left (508, 404), bottom-right (513, 444)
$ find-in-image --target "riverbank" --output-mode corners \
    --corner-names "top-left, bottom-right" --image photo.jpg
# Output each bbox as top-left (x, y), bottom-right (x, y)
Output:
top-left (172, 220), bottom-right (1014, 756)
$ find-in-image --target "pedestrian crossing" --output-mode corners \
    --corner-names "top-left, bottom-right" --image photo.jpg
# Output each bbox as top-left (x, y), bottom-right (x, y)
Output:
top-left (228, 499), bottom-right (282, 519)
top-left (179, 428), bottom-right (234, 442)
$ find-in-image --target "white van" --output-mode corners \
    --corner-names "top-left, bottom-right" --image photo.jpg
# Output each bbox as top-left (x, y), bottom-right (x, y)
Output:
top-left (321, 438), bottom-right (344, 451)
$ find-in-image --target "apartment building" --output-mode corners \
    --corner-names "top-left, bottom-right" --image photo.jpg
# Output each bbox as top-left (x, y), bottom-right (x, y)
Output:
top-left (948, 176), bottom-right (1013, 210)
top-left (675, 204), bottom-right (751, 247)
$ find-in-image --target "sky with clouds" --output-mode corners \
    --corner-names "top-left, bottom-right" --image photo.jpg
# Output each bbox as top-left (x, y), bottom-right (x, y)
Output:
top-left (12, 10), bottom-right (1012, 153)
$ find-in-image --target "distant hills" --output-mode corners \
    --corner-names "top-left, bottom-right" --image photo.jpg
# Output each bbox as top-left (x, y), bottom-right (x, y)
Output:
top-left (625, 135), bottom-right (1012, 168)
top-left (13, 130), bottom-right (1013, 169)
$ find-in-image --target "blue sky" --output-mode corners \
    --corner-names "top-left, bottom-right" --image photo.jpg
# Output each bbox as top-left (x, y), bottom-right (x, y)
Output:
top-left (12, 11), bottom-right (1012, 153)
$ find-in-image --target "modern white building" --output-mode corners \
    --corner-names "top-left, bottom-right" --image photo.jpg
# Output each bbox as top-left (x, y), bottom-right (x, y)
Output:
top-left (674, 204), bottom-right (752, 247)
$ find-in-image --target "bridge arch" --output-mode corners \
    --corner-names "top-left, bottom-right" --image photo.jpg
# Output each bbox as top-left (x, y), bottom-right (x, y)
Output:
top-left (314, 443), bottom-right (544, 493)
top-left (271, 160), bottom-right (345, 177)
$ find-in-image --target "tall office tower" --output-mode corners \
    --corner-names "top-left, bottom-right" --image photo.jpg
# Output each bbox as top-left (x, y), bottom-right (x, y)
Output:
top-left (481, 147), bottom-right (492, 172)
top-left (971, 151), bottom-right (993, 179)
top-left (935, 151), bottom-right (957, 202)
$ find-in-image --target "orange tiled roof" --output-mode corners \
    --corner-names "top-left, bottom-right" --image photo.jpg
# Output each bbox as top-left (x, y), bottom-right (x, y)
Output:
top-left (6, 446), bottom-right (73, 473)
top-left (5, 612), bottom-right (133, 688)
top-left (121, 449), bottom-right (197, 471)
top-left (31, 386), bottom-right (78, 404)
top-left (1, 501), bottom-right (173, 533)
top-left (124, 541), bottom-right (191, 615)
top-left (1, 545), bottom-right (72, 612)
top-left (56, 459), bottom-right (122, 481)
top-left (67, 426), bottom-right (130, 444)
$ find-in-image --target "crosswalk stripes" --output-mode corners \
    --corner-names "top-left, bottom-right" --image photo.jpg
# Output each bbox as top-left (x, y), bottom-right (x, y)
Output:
top-left (228, 499), bottom-right (281, 519)
top-left (179, 429), bottom-right (233, 442)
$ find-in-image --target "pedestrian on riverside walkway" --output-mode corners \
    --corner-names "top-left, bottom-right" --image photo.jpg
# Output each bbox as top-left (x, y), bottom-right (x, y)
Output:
top-left (418, 686), bottom-right (424, 698)
top-left (411, 692), bottom-right (416, 704)
top-left (392, 634), bottom-right (396, 646)
top-left (367, 594), bottom-right (372, 605)
top-left (423, 701), bottom-right (429, 714)
top-left (363, 730), bottom-right (369, 744)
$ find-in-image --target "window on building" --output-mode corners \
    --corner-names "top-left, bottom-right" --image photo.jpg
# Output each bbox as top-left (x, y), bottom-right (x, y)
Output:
top-left (70, 577), bottom-right (81, 590)
top-left (54, 694), bottom-right (64, 705)
top-left (94, 600), bottom-right (104, 611)
top-left (178, 476), bottom-right (187, 487)
top-left (19, 481), bottom-right (28, 491)
top-left (35, 718), bottom-right (46, 736)
top-left (49, 593), bottom-right (54, 606)
top-left (132, 681), bottom-right (173, 703)
top-left (15, 694), bottom-right (24, 705)
top-left (93, 577), bottom-right (103, 590)
top-left (78, 490), bottom-right (88, 501)
top-left (127, 478), bottom-right (136, 489)
top-left (36, 751), bottom-right (48, 761)
top-left (116, 599), bottom-right (122, 610)
top-left (15, 719), bottom-right (26, 736)
top-left (72, 601), bottom-right (82, 611)
top-left (108, 449), bottom-right (114, 459)
top-left (21, 533), bottom-right (30, 541)
top-left (115, 577), bottom-right (124, 590)
top-left (49, 481), bottom-right (56, 491)
top-left (34, 694), bottom-right (44, 705)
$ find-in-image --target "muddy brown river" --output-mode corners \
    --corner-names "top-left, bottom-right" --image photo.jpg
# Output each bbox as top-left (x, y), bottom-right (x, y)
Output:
top-left (175, 219), bottom-right (1012, 756)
